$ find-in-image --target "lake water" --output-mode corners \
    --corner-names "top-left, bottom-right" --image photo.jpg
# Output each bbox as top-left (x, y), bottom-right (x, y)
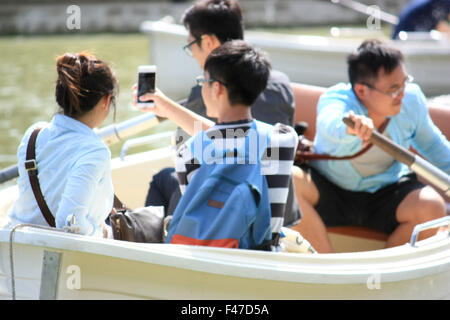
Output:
top-left (0, 33), bottom-right (176, 174)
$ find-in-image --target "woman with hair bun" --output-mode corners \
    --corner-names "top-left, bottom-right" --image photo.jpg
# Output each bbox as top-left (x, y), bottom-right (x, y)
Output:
top-left (7, 52), bottom-right (119, 237)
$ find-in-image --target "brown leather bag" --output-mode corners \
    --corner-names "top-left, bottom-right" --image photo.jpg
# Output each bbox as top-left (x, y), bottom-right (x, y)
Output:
top-left (26, 127), bottom-right (164, 242)
top-left (109, 195), bottom-right (165, 243)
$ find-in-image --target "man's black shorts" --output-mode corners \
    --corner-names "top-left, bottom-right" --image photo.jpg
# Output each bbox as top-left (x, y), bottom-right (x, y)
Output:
top-left (301, 165), bottom-right (426, 234)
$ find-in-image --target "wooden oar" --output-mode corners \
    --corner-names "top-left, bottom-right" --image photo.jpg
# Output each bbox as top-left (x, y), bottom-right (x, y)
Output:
top-left (0, 113), bottom-right (161, 184)
top-left (343, 117), bottom-right (450, 197)
top-left (330, 0), bottom-right (399, 25)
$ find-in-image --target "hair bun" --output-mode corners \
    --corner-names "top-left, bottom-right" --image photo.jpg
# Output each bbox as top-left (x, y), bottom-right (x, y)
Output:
top-left (56, 53), bottom-right (80, 69)
top-left (56, 53), bottom-right (84, 115)
top-left (55, 51), bottom-right (117, 118)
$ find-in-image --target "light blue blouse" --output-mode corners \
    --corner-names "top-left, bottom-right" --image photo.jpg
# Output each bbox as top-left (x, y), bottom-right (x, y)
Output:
top-left (8, 113), bottom-right (114, 237)
top-left (312, 82), bottom-right (450, 192)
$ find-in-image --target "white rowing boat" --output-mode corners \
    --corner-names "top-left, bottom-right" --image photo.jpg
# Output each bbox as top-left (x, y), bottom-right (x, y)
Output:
top-left (141, 20), bottom-right (450, 99)
top-left (0, 82), bottom-right (449, 300)
top-left (1, 144), bottom-right (450, 300)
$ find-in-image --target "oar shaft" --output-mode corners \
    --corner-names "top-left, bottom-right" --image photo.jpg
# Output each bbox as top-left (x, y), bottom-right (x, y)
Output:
top-left (411, 156), bottom-right (450, 197)
top-left (365, 127), bottom-right (415, 166)
top-left (343, 117), bottom-right (415, 165)
top-left (343, 117), bottom-right (450, 195)
top-left (0, 165), bottom-right (19, 185)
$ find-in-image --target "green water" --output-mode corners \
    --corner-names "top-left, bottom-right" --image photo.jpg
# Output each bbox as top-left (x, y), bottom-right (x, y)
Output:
top-left (0, 25), bottom-right (407, 174)
top-left (0, 33), bottom-right (175, 171)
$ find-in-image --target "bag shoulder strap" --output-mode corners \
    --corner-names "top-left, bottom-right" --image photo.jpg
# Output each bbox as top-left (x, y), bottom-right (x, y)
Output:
top-left (301, 117), bottom-right (390, 161)
top-left (26, 127), bottom-right (56, 227)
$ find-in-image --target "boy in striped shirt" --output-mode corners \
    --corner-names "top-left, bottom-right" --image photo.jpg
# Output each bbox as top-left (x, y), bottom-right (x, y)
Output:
top-left (139, 40), bottom-right (298, 249)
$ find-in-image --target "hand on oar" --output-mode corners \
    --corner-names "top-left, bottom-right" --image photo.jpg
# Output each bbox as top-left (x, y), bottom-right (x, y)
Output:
top-left (346, 110), bottom-right (374, 147)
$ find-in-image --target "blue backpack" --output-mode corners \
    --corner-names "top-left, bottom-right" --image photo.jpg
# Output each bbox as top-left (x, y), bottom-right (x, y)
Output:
top-left (166, 120), bottom-right (273, 249)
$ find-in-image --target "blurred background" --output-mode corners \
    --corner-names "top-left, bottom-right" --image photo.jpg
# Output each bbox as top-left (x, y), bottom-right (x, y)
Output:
top-left (0, 0), bottom-right (440, 174)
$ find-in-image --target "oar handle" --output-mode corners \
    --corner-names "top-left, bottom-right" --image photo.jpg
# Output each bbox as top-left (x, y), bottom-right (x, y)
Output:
top-left (343, 117), bottom-right (415, 166)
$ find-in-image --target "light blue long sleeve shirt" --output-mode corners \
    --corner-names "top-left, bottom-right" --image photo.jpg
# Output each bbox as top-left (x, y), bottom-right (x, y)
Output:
top-left (8, 113), bottom-right (114, 236)
top-left (311, 82), bottom-right (450, 192)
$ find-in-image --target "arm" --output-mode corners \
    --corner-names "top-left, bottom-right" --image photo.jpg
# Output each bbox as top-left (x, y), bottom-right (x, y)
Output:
top-left (262, 124), bottom-right (298, 245)
top-left (135, 87), bottom-right (215, 136)
top-left (174, 144), bottom-right (201, 195)
top-left (315, 94), bottom-right (366, 155)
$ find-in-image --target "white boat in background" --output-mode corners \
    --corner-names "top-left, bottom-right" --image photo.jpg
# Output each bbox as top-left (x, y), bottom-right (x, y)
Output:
top-left (0, 82), bottom-right (449, 300)
top-left (140, 20), bottom-right (450, 99)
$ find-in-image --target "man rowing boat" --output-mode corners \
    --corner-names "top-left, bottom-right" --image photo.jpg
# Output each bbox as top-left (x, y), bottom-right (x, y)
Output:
top-left (293, 39), bottom-right (450, 253)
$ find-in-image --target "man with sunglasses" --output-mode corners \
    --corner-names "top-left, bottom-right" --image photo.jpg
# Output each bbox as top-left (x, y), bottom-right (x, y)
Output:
top-left (144, 0), bottom-right (301, 230)
top-left (292, 39), bottom-right (450, 253)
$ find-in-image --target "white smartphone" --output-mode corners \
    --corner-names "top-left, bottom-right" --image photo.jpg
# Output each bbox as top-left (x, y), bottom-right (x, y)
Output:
top-left (137, 65), bottom-right (157, 108)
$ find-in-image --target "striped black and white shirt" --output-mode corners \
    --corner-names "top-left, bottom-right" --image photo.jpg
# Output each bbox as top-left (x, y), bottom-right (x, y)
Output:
top-left (175, 119), bottom-right (298, 248)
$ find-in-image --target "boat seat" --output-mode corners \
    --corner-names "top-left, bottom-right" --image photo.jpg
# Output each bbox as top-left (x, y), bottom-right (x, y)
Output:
top-left (290, 82), bottom-right (450, 243)
top-left (327, 225), bottom-right (389, 241)
top-left (291, 83), bottom-right (324, 141)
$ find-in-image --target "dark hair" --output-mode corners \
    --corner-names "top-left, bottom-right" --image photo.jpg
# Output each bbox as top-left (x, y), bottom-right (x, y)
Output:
top-left (204, 40), bottom-right (271, 106)
top-left (55, 52), bottom-right (118, 118)
top-left (347, 39), bottom-right (404, 86)
top-left (181, 0), bottom-right (244, 44)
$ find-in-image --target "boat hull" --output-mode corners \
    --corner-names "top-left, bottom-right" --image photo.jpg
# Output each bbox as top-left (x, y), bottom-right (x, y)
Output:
top-left (1, 146), bottom-right (450, 300)
top-left (1, 226), bottom-right (450, 300)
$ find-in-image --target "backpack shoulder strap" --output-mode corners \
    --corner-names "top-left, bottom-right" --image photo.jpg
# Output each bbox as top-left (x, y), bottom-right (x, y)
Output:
top-left (243, 120), bottom-right (274, 198)
top-left (25, 127), bottom-right (56, 227)
top-left (253, 120), bottom-right (274, 160)
top-left (189, 130), bottom-right (213, 165)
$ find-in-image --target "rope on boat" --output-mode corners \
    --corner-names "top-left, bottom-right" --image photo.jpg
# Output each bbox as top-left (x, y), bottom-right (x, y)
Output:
top-left (8, 224), bottom-right (65, 300)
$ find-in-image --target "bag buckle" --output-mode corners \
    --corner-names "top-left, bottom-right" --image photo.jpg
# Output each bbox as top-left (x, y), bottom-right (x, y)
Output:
top-left (24, 159), bottom-right (37, 174)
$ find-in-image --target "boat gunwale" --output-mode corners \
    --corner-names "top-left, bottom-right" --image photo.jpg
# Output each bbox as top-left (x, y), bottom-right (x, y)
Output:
top-left (141, 20), bottom-right (450, 56)
top-left (1, 224), bottom-right (449, 285)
